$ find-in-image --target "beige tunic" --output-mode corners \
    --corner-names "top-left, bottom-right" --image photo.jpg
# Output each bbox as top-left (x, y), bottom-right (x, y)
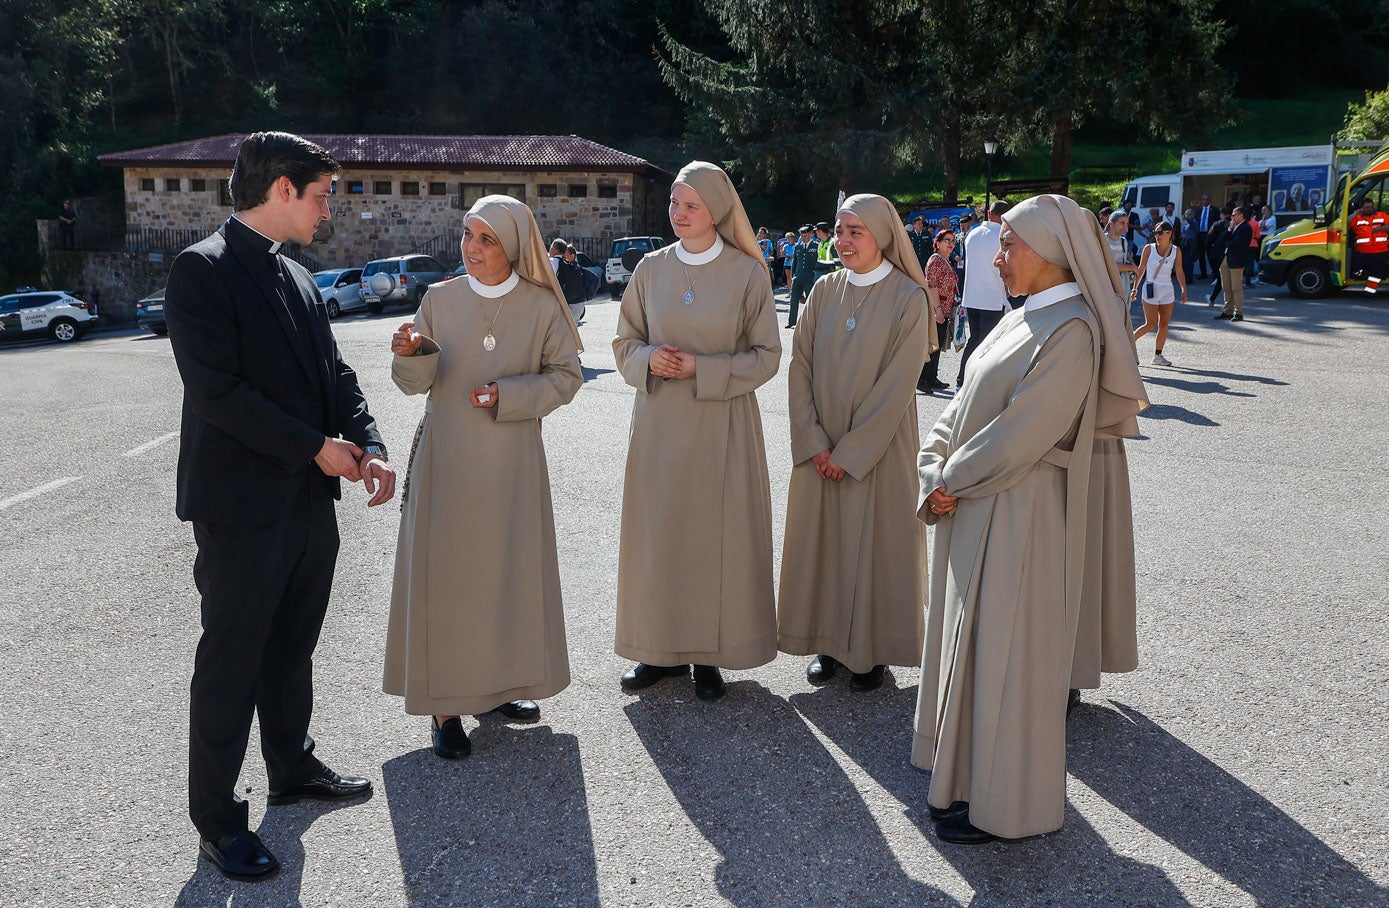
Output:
top-left (1071, 438), bottom-right (1140, 689)
top-left (777, 268), bottom-right (929, 673)
top-left (383, 277), bottom-right (582, 715)
top-left (911, 296), bottom-right (1099, 840)
top-left (612, 244), bottom-right (782, 668)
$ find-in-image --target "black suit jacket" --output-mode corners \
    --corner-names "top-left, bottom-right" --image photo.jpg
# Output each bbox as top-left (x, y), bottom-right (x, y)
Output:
top-left (1224, 221), bottom-right (1254, 269)
top-left (165, 217), bottom-right (383, 525)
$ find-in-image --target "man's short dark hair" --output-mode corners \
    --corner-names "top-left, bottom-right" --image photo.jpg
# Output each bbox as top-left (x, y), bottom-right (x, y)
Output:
top-left (229, 132), bottom-right (340, 212)
top-left (550, 238), bottom-right (567, 253)
top-left (989, 200), bottom-right (1011, 217)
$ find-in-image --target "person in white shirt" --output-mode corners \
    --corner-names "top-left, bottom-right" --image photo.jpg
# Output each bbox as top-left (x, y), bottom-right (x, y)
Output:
top-left (953, 200), bottom-right (1011, 390)
top-left (548, 238), bottom-right (566, 274)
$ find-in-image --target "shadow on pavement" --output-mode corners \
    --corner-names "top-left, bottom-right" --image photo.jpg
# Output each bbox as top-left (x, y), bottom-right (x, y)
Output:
top-left (1142, 375), bottom-right (1257, 398)
top-left (383, 725), bottom-right (598, 907)
top-left (1166, 366), bottom-right (1289, 386)
top-left (1137, 403), bottom-right (1220, 426)
top-left (626, 680), bottom-right (950, 907)
top-left (581, 365), bottom-right (615, 382)
top-left (1069, 702), bottom-right (1388, 906)
top-left (173, 796), bottom-right (363, 908)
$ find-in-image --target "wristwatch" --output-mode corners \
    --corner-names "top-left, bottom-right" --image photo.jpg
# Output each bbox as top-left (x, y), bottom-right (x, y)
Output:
top-left (362, 444), bottom-right (387, 459)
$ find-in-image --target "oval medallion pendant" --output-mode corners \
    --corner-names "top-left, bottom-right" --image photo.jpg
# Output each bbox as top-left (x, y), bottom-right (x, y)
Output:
top-left (683, 289), bottom-right (696, 305)
top-left (845, 317), bottom-right (857, 332)
top-left (482, 333), bottom-right (496, 351)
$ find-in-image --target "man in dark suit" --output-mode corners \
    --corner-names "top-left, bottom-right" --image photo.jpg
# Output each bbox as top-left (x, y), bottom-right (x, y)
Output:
top-left (1215, 205), bottom-right (1253, 322)
top-left (165, 132), bottom-right (396, 881)
top-left (1194, 194), bottom-right (1219, 279)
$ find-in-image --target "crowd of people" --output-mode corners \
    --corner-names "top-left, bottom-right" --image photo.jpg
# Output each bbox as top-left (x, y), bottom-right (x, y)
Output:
top-left (163, 131), bottom-right (1151, 882)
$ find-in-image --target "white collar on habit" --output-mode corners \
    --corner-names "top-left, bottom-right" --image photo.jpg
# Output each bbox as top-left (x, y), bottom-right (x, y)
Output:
top-left (1024, 281), bottom-right (1082, 312)
top-left (846, 259), bottom-right (894, 287)
top-left (233, 215), bottom-right (282, 254)
top-left (675, 234), bottom-right (724, 265)
top-left (468, 271), bottom-right (520, 298)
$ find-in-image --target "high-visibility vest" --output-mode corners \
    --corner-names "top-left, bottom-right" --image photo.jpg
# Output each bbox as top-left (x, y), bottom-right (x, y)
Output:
top-left (1351, 211), bottom-right (1389, 254)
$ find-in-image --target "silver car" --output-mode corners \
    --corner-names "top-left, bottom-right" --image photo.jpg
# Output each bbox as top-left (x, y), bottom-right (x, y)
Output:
top-left (313, 268), bottom-right (364, 318)
top-left (359, 255), bottom-right (448, 314)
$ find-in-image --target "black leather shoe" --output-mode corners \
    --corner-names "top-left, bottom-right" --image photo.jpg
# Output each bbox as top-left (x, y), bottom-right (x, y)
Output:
top-left (199, 830), bottom-right (279, 880)
top-left (915, 381), bottom-right (932, 395)
top-left (620, 663), bottom-right (690, 691)
top-left (929, 380), bottom-right (951, 391)
top-left (1231, 313), bottom-right (1244, 322)
top-left (432, 717), bottom-right (471, 759)
top-left (267, 765), bottom-right (373, 805)
top-left (1214, 312), bottom-right (1233, 320)
top-left (692, 664), bottom-right (726, 700)
top-left (806, 654), bottom-right (839, 684)
top-left (491, 700), bottom-right (540, 721)
top-left (1067, 688), bottom-right (1081, 717)
top-left (850, 664), bottom-right (887, 692)
top-left (927, 800), bottom-right (969, 822)
top-left (936, 811), bottom-right (998, 845)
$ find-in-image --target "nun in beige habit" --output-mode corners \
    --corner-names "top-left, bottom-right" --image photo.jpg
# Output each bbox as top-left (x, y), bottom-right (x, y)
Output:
top-left (777, 194), bottom-right (935, 691)
top-left (912, 194), bottom-right (1147, 843)
top-left (612, 161), bottom-right (781, 701)
top-left (384, 194), bottom-right (583, 760)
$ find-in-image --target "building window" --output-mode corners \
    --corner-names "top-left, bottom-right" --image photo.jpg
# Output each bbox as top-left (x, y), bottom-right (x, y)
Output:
top-left (401, 181), bottom-right (420, 196)
top-left (485, 184), bottom-right (526, 200)
top-left (598, 184), bottom-right (618, 198)
top-left (567, 183), bottom-right (588, 198)
top-left (190, 178), bottom-right (207, 192)
top-left (460, 183), bottom-right (486, 207)
top-left (429, 182), bottom-right (447, 196)
top-left (537, 184), bottom-right (558, 198)
top-left (346, 180), bottom-right (364, 194)
top-left (140, 178), bottom-right (155, 192)
top-left (374, 180), bottom-right (392, 195)
top-left (165, 178), bottom-right (181, 191)
top-left (218, 180), bottom-right (233, 207)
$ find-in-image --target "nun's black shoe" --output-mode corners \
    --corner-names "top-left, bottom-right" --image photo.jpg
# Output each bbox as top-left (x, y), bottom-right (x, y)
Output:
top-left (927, 800), bottom-right (969, 822)
top-left (620, 663), bottom-right (690, 691)
top-left (849, 664), bottom-right (886, 692)
top-left (491, 700), bottom-right (540, 721)
top-left (693, 664), bottom-right (726, 700)
top-left (1067, 688), bottom-right (1081, 717)
top-left (806, 654), bottom-right (839, 684)
top-left (431, 717), bottom-right (471, 760)
top-left (936, 809), bottom-right (998, 845)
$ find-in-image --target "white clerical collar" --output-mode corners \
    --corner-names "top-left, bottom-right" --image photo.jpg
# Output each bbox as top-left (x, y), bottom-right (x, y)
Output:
top-left (233, 215), bottom-right (282, 253)
top-left (1024, 281), bottom-right (1082, 312)
top-left (846, 259), bottom-right (894, 287)
top-left (468, 271), bottom-right (519, 298)
top-left (675, 234), bottom-right (724, 265)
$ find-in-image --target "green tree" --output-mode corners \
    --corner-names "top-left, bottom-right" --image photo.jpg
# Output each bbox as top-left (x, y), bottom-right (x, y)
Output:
top-left (1339, 85), bottom-right (1389, 141)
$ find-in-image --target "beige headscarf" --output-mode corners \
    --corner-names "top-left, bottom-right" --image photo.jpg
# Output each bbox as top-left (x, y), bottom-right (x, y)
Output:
top-left (1004, 194), bottom-right (1148, 438)
top-left (465, 194), bottom-right (583, 353)
top-left (673, 161), bottom-right (763, 263)
top-left (838, 193), bottom-right (937, 354)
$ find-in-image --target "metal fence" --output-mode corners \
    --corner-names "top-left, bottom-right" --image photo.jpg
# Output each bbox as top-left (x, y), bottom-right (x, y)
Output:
top-left (409, 234), bottom-right (611, 265)
top-left (44, 222), bottom-right (321, 271)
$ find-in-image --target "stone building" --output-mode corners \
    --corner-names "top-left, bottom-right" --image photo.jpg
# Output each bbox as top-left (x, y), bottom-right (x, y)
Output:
top-left (96, 133), bottom-right (673, 267)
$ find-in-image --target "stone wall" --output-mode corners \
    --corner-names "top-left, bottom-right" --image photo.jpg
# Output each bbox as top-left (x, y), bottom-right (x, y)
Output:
top-left (42, 248), bottom-right (170, 325)
top-left (120, 166), bottom-right (668, 269)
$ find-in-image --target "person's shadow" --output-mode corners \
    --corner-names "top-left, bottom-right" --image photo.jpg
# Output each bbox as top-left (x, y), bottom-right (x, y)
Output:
top-left (383, 723), bottom-right (598, 907)
top-left (626, 680), bottom-right (950, 907)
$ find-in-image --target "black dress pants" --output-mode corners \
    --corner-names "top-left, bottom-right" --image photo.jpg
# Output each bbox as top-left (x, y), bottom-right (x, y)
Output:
top-left (919, 320), bottom-right (951, 387)
top-left (188, 476), bottom-right (339, 840)
top-left (955, 307), bottom-right (1004, 388)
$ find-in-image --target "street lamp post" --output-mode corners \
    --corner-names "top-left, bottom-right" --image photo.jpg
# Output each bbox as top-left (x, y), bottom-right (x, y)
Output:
top-left (984, 139), bottom-right (998, 213)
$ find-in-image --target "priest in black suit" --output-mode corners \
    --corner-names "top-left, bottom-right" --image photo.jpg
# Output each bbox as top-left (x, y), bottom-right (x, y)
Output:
top-left (165, 132), bottom-right (396, 881)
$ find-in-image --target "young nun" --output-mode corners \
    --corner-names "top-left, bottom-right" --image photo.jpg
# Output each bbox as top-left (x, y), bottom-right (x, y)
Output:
top-left (776, 194), bottom-right (935, 691)
top-left (384, 195), bottom-right (584, 760)
top-left (913, 195), bottom-right (1147, 844)
top-left (612, 161), bottom-right (782, 701)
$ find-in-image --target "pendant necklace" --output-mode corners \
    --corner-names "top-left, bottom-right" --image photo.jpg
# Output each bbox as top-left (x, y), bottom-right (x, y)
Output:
top-left (842, 280), bottom-right (877, 332)
top-left (680, 261), bottom-right (703, 305)
top-left (482, 295), bottom-right (507, 351)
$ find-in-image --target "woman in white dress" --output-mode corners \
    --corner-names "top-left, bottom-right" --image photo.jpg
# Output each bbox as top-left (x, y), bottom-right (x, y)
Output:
top-left (1131, 221), bottom-right (1187, 366)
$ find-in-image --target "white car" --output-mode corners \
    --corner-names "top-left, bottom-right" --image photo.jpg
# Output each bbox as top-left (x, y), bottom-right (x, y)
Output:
top-left (313, 268), bottom-right (364, 318)
top-left (605, 236), bottom-right (666, 297)
top-left (0, 290), bottom-right (99, 343)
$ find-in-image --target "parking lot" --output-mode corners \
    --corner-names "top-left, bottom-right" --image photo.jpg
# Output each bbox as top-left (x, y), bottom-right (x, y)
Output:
top-left (1, 282), bottom-right (1386, 906)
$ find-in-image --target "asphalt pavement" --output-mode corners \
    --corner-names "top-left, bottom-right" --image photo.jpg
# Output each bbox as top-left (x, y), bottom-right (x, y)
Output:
top-left (1, 279), bottom-right (1386, 907)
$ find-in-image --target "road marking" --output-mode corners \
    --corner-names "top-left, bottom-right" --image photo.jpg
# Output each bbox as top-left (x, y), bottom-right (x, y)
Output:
top-left (0, 476), bottom-right (83, 511)
top-left (123, 431), bottom-right (179, 457)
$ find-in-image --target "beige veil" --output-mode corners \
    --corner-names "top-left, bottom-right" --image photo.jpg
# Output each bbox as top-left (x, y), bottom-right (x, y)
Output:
top-left (673, 162), bottom-right (763, 263)
top-left (838, 193), bottom-right (937, 354)
top-left (466, 194), bottom-right (584, 353)
top-left (1004, 195), bottom-right (1148, 438)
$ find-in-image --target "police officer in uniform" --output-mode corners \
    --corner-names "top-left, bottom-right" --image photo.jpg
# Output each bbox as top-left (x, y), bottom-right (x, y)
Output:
top-left (787, 225), bottom-right (818, 328)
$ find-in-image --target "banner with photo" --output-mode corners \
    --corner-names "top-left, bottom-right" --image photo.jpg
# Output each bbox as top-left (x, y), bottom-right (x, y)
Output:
top-left (906, 206), bottom-right (977, 232)
top-left (1269, 166), bottom-right (1330, 215)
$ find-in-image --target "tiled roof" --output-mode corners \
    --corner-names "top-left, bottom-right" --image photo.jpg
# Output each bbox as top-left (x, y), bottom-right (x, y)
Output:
top-left (98, 134), bottom-right (669, 176)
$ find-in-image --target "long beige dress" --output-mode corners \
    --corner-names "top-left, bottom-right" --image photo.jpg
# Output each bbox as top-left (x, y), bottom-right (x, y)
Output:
top-left (613, 244), bottom-right (782, 668)
top-left (383, 276), bottom-right (582, 715)
top-left (1071, 438), bottom-right (1140, 688)
top-left (777, 268), bottom-right (929, 672)
top-left (911, 295), bottom-right (1100, 840)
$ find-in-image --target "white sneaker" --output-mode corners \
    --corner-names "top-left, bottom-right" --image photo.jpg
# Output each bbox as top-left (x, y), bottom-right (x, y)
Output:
top-left (1152, 353), bottom-right (1172, 366)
